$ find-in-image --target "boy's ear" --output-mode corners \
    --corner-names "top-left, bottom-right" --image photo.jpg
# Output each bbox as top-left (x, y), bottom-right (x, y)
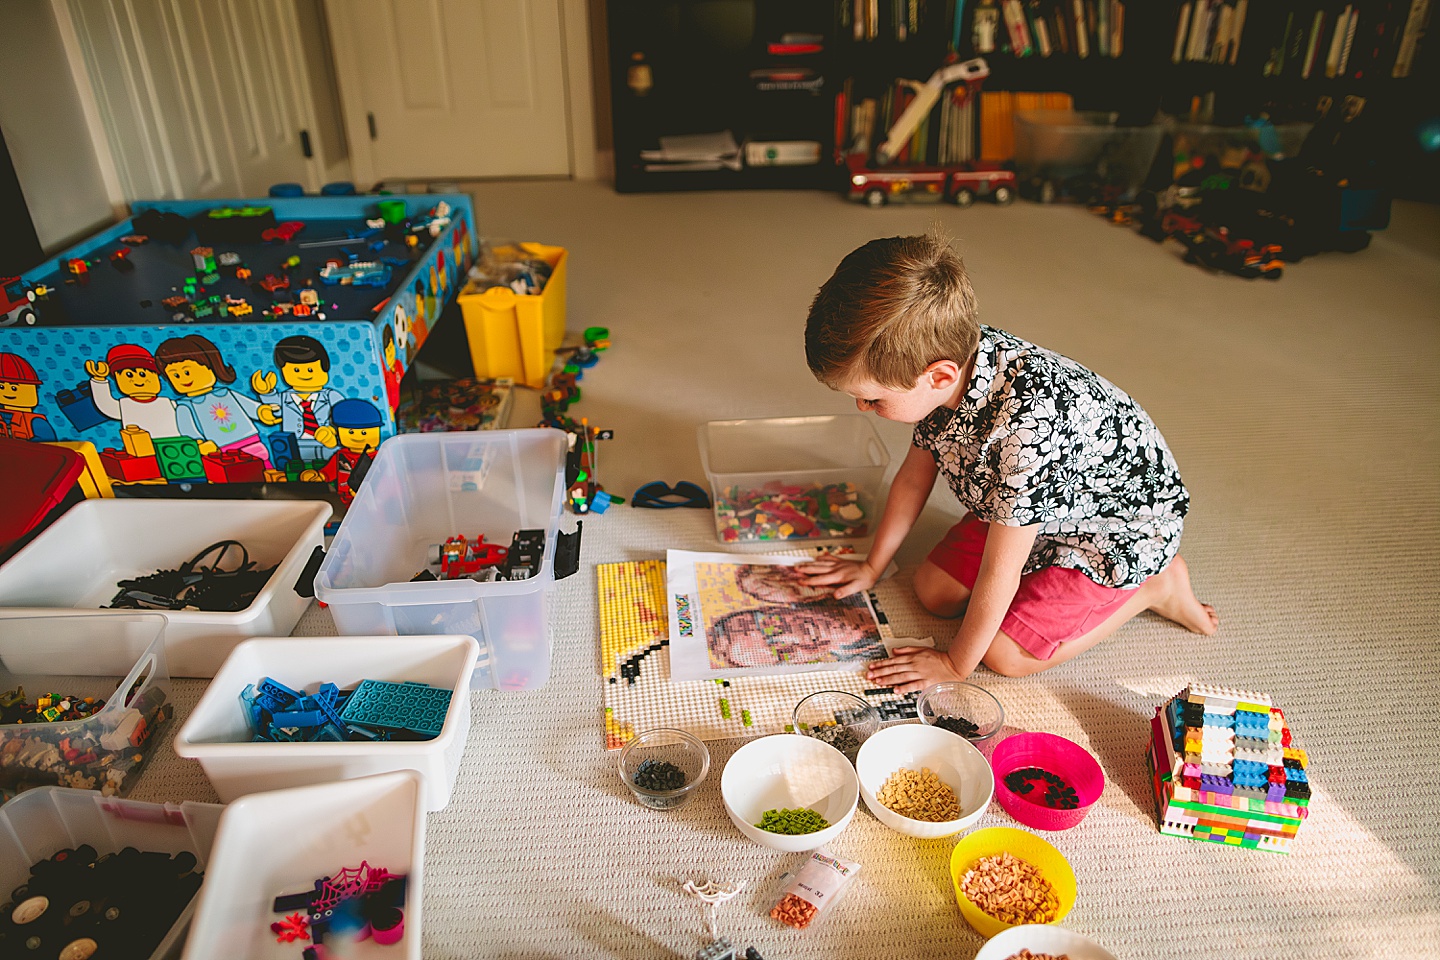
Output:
top-left (922, 359), bottom-right (963, 391)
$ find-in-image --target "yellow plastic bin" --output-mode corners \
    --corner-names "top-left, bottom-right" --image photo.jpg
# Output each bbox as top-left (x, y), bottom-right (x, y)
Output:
top-left (458, 243), bottom-right (567, 388)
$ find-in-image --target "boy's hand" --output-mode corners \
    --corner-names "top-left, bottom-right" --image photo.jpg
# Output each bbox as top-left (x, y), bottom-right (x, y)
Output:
top-left (866, 647), bottom-right (964, 695)
top-left (796, 557), bottom-right (879, 599)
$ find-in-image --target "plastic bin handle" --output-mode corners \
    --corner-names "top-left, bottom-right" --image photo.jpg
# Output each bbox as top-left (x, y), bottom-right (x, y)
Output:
top-left (555, 522), bottom-right (582, 580)
top-left (868, 436), bottom-right (887, 466)
top-left (294, 545), bottom-right (325, 598)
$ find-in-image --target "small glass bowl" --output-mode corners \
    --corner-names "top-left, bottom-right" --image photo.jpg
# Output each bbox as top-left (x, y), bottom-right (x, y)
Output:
top-left (916, 682), bottom-right (1005, 753)
top-left (617, 727), bottom-right (710, 810)
top-left (792, 690), bottom-right (881, 763)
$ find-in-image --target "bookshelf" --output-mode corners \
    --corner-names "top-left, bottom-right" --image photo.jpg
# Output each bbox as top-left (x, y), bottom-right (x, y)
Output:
top-left (605, 0), bottom-right (1435, 195)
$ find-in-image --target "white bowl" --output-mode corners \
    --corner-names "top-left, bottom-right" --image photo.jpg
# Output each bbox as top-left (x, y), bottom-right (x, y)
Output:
top-left (720, 734), bottom-right (859, 852)
top-left (975, 924), bottom-right (1118, 960)
top-left (854, 723), bottom-right (994, 838)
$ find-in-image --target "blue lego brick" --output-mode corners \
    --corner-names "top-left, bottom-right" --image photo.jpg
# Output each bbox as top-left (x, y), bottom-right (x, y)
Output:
top-left (1202, 711), bottom-right (1235, 729)
top-left (256, 677), bottom-right (304, 711)
top-left (1232, 763), bottom-right (1267, 788)
top-left (339, 679), bottom-right (452, 737)
top-left (1286, 767), bottom-right (1308, 784)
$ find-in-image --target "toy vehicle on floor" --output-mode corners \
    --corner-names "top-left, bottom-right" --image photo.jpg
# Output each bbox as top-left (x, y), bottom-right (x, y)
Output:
top-left (1, 277), bottom-right (38, 327)
top-left (847, 157), bottom-right (1016, 207)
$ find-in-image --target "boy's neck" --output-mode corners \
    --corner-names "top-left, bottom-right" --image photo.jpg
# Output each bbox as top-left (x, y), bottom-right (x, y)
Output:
top-left (941, 351), bottom-right (978, 410)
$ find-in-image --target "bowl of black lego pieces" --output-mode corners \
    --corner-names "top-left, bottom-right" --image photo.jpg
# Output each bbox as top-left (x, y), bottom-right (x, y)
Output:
top-left (915, 681), bottom-right (1006, 757)
top-left (792, 690), bottom-right (881, 764)
top-left (617, 727), bottom-right (711, 810)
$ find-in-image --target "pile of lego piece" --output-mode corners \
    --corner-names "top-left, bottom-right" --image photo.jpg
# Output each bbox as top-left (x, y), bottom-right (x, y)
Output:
top-left (1, 687), bottom-right (104, 724)
top-left (714, 481), bottom-right (869, 542)
top-left (242, 677), bottom-right (451, 742)
top-left (270, 861), bottom-right (408, 955)
top-left (0, 843), bottom-right (203, 958)
top-left (1147, 683), bottom-right (1310, 853)
top-left (0, 684), bottom-right (170, 797)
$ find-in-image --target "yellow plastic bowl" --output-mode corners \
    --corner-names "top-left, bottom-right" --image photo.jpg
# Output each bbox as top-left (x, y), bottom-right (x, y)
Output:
top-left (949, 827), bottom-right (1077, 939)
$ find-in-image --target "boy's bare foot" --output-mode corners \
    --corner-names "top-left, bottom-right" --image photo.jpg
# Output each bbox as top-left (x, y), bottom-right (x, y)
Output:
top-left (1148, 556), bottom-right (1219, 635)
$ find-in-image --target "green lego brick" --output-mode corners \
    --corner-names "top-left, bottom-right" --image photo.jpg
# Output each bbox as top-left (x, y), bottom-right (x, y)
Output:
top-left (154, 435), bottom-right (204, 481)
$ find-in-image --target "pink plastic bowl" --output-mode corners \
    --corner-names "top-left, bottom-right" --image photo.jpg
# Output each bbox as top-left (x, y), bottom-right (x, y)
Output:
top-left (989, 732), bottom-right (1105, 831)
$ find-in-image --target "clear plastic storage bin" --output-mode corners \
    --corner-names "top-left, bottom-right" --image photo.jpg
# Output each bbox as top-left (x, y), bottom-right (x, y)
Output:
top-left (1013, 110), bottom-right (1164, 200)
top-left (182, 771), bottom-right (425, 960)
top-left (0, 615), bottom-right (172, 797)
top-left (174, 635), bottom-right (478, 812)
top-left (0, 786), bottom-right (224, 960)
top-left (0, 498), bottom-right (329, 677)
top-left (314, 430), bottom-right (569, 691)
top-left (698, 416), bottom-right (891, 543)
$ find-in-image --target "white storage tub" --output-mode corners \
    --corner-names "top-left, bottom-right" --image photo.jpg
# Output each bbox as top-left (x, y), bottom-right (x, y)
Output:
top-left (181, 771), bottom-right (425, 960)
top-left (174, 634), bottom-right (477, 812)
top-left (0, 498), bottom-right (329, 677)
top-left (0, 786), bottom-right (224, 960)
top-left (314, 430), bottom-right (569, 691)
top-left (0, 614), bottom-right (172, 797)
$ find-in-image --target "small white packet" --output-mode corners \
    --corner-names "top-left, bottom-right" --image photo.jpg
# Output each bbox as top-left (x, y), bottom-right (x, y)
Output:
top-left (769, 848), bottom-right (861, 930)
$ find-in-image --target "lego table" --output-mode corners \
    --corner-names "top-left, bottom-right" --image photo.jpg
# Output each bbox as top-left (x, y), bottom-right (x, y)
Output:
top-left (1, 194), bottom-right (476, 497)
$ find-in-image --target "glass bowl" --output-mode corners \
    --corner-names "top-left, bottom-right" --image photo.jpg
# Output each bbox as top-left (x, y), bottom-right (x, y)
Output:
top-left (617, 727), bottom-right (710, 810)
top-left (792, 690), bottom-right (881, 763)
top-left (915, 681), bottom-right (1005, 753)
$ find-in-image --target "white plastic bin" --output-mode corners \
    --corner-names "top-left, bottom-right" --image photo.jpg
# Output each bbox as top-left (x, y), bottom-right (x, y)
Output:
top-left (182, 771), bottom-right (425, 960)
top-left (0, 615), bottom-right (172, 797)
top-left (0, 499), bottom-right (329, 678)
top-left (0, 786), bottom-right (224, 960)
top-left (1013, 109), bottom-right (1164, 200)
top-left (173, 635), bottom-right (477, 812)
top-left (699, 416), bottom-right (891, 543)
top-left (314, 430), bottom-right (568, 691)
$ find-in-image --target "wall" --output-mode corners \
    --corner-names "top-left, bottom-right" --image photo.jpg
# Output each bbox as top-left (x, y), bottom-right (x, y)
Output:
top-left (0, 0), bottom-right (115, 251)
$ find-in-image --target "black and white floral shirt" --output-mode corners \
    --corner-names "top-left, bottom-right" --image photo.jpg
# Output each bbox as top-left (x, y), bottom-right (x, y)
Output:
top-left (913, 326), bottom-right (1188, 588)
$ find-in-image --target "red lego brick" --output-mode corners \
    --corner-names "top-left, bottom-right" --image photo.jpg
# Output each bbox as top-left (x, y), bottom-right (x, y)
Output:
top-left (99, 448), bottom-right (163, 482)
top-left (203, 449), bottom-right (265, 483)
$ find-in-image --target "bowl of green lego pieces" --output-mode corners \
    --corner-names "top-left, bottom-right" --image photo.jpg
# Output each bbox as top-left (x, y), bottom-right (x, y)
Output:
top-left (720, 734), bottom-right (858, 852)
top-left (617, 727), bottom-right (710, 811)
top-left (792, 690), bottom-right (880, 764)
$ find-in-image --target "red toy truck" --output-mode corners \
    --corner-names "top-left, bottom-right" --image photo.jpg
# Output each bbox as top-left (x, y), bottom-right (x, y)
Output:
top-left (847, 157), bottom-right (1017, 207)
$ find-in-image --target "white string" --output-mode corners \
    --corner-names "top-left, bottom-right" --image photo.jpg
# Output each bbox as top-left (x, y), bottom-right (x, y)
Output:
top-left (681, 878), bottom-right (743, 941)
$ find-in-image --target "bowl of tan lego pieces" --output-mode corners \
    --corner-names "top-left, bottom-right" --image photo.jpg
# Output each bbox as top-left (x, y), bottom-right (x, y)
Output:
top-left (854, 723), bottom-right (993, 838)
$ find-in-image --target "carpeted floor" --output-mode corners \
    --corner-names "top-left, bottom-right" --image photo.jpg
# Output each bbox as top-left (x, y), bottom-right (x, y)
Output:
top-left (132, 184), bottom-right (1440, 959)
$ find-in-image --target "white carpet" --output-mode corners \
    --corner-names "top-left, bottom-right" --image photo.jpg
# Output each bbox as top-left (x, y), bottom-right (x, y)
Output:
top-left (130, 185), bottom-right (1440, 959)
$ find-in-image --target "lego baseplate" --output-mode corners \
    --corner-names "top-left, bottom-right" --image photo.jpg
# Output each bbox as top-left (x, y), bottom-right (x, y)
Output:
top-left (339, 680), bottom-right (452, 737)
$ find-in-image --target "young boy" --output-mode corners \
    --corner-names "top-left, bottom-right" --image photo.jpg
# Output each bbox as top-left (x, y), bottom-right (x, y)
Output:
top-left (800, 233), bottom-right (1217, 695)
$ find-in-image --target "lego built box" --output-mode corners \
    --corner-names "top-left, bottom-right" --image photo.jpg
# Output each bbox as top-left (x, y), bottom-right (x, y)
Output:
top-left (0, 195), bottom-right (476, 501)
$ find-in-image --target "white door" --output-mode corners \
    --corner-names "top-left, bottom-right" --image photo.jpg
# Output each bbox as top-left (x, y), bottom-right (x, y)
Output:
top-left (60, 0), bottom-right (328, 199)
top-left (325, 0), bottom-right (572, 182)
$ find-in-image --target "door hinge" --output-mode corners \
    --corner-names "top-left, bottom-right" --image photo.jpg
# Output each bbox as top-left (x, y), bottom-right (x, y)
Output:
top-left (367, 112), bottom-right (377, 140)
top-left (300, 129), bottom-right (313, 158)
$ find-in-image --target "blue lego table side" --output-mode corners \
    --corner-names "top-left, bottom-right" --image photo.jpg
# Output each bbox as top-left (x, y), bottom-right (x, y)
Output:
top-left (339, 679), bottom-right (453, 738)
top-left (4, 195), bottom-right (477, 492)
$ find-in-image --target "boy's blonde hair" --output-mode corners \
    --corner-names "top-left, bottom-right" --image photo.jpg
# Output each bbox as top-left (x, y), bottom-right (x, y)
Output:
top-left (805, 232), bottom-right (979, 390)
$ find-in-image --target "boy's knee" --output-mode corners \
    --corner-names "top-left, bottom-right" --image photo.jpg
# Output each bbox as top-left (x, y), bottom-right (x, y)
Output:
top-left (982, 641), bottom-right (1038, 678)
top-left (913, 563), bottom-right (969, 619)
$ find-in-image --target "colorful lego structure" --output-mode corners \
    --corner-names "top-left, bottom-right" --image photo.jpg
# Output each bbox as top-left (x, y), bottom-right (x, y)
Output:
top-left (437, 534), bottom-right (508, 580)
top-left (1148, 683), bottom-right (1310, 854)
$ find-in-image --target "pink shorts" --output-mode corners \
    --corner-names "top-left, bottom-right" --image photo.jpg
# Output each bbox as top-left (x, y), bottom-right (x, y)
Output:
top-left (927, 514), bottom-right (1137, 661)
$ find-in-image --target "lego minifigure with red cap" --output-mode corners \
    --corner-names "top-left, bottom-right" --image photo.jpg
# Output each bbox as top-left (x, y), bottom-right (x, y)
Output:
top-left (84, 343), bottom-right (182, 438)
